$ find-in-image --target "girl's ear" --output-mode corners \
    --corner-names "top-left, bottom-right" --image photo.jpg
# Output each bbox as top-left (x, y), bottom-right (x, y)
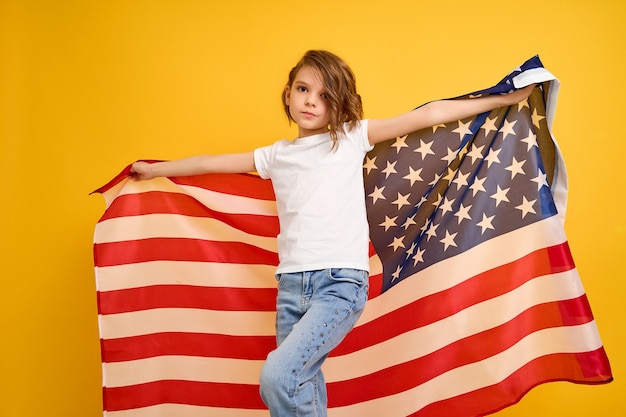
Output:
top-left (284, 85), bottom-right (291, 105)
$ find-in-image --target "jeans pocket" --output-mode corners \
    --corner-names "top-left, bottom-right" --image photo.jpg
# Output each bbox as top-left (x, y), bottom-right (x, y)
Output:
top-left (327, 268), bottom-right (367, 286)
top-left (275, 273), bottom-right (286, 288)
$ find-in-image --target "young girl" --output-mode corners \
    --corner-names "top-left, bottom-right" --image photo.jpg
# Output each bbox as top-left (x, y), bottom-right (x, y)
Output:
top-left (130, 50), bottom-right (534, 417)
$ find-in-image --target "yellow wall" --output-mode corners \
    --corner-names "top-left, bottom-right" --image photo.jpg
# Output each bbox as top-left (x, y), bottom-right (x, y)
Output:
top-left (1, 0), bottom-right (623, 415)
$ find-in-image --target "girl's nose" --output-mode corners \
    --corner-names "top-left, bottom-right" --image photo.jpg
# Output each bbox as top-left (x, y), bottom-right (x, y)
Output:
top-left (305, 94), bottom-right (316, 107)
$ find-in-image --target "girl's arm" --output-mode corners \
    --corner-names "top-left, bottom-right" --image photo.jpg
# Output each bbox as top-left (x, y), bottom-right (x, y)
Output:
top-left (367, 84), bottom-right (535, 146)
top-left (130, 151), bottom-right (256, 180)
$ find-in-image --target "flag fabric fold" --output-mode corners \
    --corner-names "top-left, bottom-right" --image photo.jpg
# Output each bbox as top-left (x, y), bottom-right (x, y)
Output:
top-left (93, 56), bottom-right (612, 417)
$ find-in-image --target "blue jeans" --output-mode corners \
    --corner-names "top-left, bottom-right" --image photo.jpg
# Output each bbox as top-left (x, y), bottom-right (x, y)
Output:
top-left (259, 268), bottom-right (369, 417)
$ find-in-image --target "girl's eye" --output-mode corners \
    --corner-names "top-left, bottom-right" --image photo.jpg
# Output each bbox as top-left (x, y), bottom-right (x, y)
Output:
top-left (297, 86), bottom-right (307, 92)
top-left (321, 93), bottom-right (328, 99)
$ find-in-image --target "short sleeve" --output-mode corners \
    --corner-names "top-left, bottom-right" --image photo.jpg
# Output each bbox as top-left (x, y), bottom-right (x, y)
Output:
top-left (360, 119), bottom-right (373, 152)
top-left (253, 145), bottom-right (273, 179)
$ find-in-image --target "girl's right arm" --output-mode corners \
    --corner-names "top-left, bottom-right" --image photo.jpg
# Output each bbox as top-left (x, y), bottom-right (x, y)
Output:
top-left (130, 152), bottom-right (256, 180)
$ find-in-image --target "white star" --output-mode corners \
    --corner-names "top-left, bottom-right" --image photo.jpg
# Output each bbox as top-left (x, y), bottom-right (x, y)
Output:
top-left (454, 203), bottom-right (472, 224)
top-left (476, 213), bottom-right (495, 234)
top-left (391, 135), bottom-right (409, 153)
top-left (403, 166), bottom-right (423, 186)
top-left (391, 265), bottom-right (402, 282)
top-left (432, 123), bottom-right (446, 132)
top-left (452, 170), bottom-right (470, 190)
top-left (431, 192), bottom-right (443, 208)
top-left (491, 185), bottom-right (510, 207)
top-left (452, 120), bottom-right (473, 139)
top-left (369, 186), bottom-right (386, 204)
top-left (382, 160), bottom-right (397, 178)
top-left (439, 196), bottom-right (455, 216)
top-left (440, 230), bottom-right (458, 251)
top-left (441, 147), bottom-right (458, 164)
top-left (500, 119), bottom-right (517, 140)
top-left (425, 222), bottom-right (439, 241)
top-left (388, 236), bottom-right (406, 251)
top-left (392, 192), bottom-right (411, 210)
top-left (441, 167), bottom-right (456, 184)
top-left (531, 170), bottom-right (549, 191)
top-left (515, 196), bottom-right (537, 218)
top-left (379, 215), bottom-right (397, 231)
top-left (518, 98), bottom-right (530, 111)
top-left (457, 143), bottom-right (470, 160)
top-left (470, 176), bottom-right (487, 196)
top-left (412, 247), bottom-right (425, 266)
top-left (466, 144), bottom-right (485, 164)
top-left (414, 140), bottom-right (435, 159)
top-left (520, 129), bottom-right (537, 151)
top-left (506, 157), bottom-right (526, 179)
top-left (429, 173), bottom-right (442, 187)
top-left (402, 215), bottom-right (417, 230)
top-left (363, 156), bottom-right (378, 174)
top-left (406, 242), bottom-right (417, 258)
top-left (481, 116), bottom-right (499, 137)
top-left (531, 108), bottom-right (546, 128)
top-left (484, 148), bottom-right (501, 168)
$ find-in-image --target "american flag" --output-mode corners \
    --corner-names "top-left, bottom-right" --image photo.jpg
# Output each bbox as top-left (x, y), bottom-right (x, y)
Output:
top-left (93, 56), bottom-right (612, 417)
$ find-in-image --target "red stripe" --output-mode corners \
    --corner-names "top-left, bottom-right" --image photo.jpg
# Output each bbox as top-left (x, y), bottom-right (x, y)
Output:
top-left (328, 296), bottom-right (595, 406)
top-left (334, 243), bottom-right (575, 355)
top-left (102, 332), bottom-right (275, 362)
top-left (98, 285), bottom-right (278, 314)
top-left (92, 164), bottom-right (274, 201)
top-left (104, 380), bottom-right (266, 411)
top-left (100, 191), bottom-right (279, 237)
top-left (367, 272), bottom-right (383, 299)
top-left (170, 173), bottom-right (275, 200)
top-left (411, 348), bottom-right (613, 417)
top-left (94, 238), bottom-right (279, 267)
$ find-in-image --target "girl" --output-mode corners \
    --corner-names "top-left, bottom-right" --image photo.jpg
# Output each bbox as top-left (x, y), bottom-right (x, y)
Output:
top-left (131, 50), bottom-right (534, 417)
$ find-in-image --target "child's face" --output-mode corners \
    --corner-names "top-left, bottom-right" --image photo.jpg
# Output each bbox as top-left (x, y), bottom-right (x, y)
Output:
top-left (284, 66), bottom-right (331, 138)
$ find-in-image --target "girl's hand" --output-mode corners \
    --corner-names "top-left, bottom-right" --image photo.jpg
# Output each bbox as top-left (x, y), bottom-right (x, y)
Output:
top-left (129, 161), bottom-right (155, 181)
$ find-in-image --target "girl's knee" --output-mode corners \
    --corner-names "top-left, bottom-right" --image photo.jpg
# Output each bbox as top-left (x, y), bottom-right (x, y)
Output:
top-left (260, 356), bottom-right (287, 398)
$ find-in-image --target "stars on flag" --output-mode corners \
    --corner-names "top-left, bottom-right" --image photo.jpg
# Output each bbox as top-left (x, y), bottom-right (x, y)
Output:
top-left (364, 88), bottom-right (557, 290)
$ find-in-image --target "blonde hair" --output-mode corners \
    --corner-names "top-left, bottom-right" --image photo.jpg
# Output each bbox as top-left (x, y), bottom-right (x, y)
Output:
top-left (282, 50), bottom-right (363, 148)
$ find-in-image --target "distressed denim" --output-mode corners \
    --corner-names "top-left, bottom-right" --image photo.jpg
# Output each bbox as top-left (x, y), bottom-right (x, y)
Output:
top-left (259, 268), bottom-right (369, 417)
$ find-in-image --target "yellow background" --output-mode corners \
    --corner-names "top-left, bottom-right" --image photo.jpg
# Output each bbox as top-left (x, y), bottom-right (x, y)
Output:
top-left (1, 0), bottom-right (623, 416)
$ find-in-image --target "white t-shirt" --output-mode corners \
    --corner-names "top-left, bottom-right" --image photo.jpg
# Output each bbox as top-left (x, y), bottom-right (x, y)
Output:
top-left (254, 120), bottom-right (373, 274)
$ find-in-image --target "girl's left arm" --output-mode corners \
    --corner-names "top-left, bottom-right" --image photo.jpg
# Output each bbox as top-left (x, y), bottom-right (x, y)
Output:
top-left (367, 84), bottom-right (535, 146)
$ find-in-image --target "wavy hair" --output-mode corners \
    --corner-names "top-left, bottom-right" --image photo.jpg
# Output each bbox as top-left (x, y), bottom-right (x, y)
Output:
top-left (282, 50), bottom-right (363, 149)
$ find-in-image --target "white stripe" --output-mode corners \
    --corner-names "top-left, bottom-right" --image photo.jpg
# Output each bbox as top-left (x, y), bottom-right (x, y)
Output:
top-left (368, 253), bottom-right (382, 276)
top-left (95, 213), bottom-right (278, 253)
top-left (105, 404), bottom-right (269, 417)
top-left (179, 183), bottom-right (276, 216)
top-left (357, 216), bottom-right (567, 326)
top-left (97, 261), bottom-right (277, 292)
top-left (100, 308), bottom-right (275, 339)
top-left (97, 255), bottom-right (379, 294)
top-left (512, 67), bottom-right (556, 88)
top-left (104, 355), bottom-right (265, 387)
top-left (328, 321), bottom-right (603, 417)
top-left (101, 270), bottom-right (595, 387)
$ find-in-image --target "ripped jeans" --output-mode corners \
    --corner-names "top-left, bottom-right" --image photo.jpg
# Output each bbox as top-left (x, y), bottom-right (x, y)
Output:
top-left (259, 268), bottom-right (369, 417)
